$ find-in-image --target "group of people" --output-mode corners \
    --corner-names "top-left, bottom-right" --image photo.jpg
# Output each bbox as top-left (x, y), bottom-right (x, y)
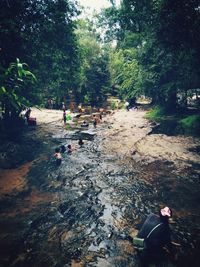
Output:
top-left (54, 139), bottom-right (84, 166)
top-left (63, 109), bottom-right (102, 129)
top-left (81, 115), bottom-right (101, 128)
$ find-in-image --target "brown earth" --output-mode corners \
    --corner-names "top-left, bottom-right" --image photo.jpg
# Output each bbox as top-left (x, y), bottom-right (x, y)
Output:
top-left (0, 107), bottom-right (200, 267)
top-left (1, 107), bottom-right (199, 199)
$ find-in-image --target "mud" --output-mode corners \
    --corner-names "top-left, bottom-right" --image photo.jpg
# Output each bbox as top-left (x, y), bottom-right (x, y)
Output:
top-left (0, 108), bottom-right (200, 267)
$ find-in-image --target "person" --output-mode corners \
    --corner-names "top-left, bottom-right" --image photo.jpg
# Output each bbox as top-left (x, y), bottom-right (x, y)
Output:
top-left (60, 145), bottom-right (66, 153)
top-left (25, 108), bottom-right (31, 121)
top-left (62, 102), bottom-right (66, 111)
top-left (99, 112), bottom-right (103, 120)
top-left (78, 139), bottom-right (84, 147)
top-left (63, 110), bottom-right (66, 125)
top-left (136, 207), bottom-right (173, 267)
top-left (125, 100), bottom-right (130, 111)
top-left (54, 148), bottom-right (62, 166)
top-left (93, 115), bottom-right (98, 128)
top-left (50, 99), bottom-right (53, 109)
top-left (67, 144), bottom-right (73, 154)
top-left (25, 108), bottom-right (37, 125)
top-left (78, 104), bottom-right (82, 113)
top-left (81, 121), bottom-right (89, 127)
top-left (132, 106), bottom-right (138, 111)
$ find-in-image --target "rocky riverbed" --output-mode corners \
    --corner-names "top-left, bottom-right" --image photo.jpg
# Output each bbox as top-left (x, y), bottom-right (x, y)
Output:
top-left (0, 108), bottom-right (200, 267)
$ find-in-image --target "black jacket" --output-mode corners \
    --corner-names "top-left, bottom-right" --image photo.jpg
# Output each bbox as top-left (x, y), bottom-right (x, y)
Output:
top-left (137, 213), bottom-right (171, 251)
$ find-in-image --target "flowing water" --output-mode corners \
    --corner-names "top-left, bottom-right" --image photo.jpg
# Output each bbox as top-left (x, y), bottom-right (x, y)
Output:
top-left (0, 118), bottom-right (200, 267)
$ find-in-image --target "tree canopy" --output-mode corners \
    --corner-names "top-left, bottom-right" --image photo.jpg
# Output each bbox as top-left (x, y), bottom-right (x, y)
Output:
top-left (75, 19), bottom-right (111, 106)
top-left (101, 0), bottom-right (200, 109)
top-left (0, 0), bottom-right (80, 111)
top-left (1, 0), bottom-right (200, 123)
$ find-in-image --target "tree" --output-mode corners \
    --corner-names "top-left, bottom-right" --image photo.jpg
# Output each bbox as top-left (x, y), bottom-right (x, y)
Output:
top-left (118, 0), bottom-right (200, 110)
top-left (0, 58), bottom-right (36, 120)
top-left (0, 0), bottom-right (80, 106)
top-left (75, 19), bottom-right (111, 106)
top-left (109, 48), bottom-right (142, 101)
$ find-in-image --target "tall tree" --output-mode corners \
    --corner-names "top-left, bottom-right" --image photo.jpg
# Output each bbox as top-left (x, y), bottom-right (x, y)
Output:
top-left (0, 0), bottom-right (80, 106)
top-left (118, 0), bottom-right (200, 109)
top-left (75, 19), bottom-right (111, 106)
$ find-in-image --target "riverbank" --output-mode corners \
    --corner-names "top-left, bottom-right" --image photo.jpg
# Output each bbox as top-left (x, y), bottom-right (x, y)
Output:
top-left (0, 107), bottom-right (200, 267)
top-left (102, 109), bottom-right (200, 169)
top-left (1, 107), bottom-right (199, 197)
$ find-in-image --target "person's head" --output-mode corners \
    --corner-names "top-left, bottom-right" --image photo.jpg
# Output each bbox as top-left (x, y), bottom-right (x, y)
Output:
top-left (67, 144), bottom-right (72, 149)
top-left (55, 148), bottom-right (60, 153)
top-left (159, 206), bottom-right (172, 221)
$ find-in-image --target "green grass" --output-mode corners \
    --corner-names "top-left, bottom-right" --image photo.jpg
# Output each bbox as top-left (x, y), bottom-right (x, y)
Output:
top-left (145, 106), bottom-right (166, 122)
top-left (143, 105), bottom-right (200, 136)
top-left (179, 115), bottom-right (200, 134)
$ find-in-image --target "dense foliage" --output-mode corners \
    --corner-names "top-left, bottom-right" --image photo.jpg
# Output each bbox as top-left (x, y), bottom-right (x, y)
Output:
top-left (102, 0), bottom-right (200, 109)
top-left (0, 58), bottom-right (36, 119)
top-left (0, 0), bottom-right (80, 113)
top-left (1, 0), bottom-right (199, 128)
top-left (180, 115), bottom-right (200, 134)
top-left (75, 19), bottom-right (111, 106)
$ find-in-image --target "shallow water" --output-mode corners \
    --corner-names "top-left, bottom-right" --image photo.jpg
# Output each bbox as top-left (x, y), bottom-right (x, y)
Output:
top-left (0, 121), bottom-right (200, 267)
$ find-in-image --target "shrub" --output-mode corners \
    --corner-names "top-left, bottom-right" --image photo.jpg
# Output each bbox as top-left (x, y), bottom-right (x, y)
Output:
top-left (111, 101), bottom-right (117, 110)
top-left (179, 115), bottom-right (200, 134)
top-left (145, 106), bottom-right (166, 121)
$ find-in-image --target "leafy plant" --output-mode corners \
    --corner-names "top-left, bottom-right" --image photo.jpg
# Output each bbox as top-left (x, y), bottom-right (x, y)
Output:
top-left (145, 106), bottom-right (166, 121)
top-left (179, 115), bottom-right (200, 134)
top-left (0, 58), bottom-right (36, 119)
top-left (111, 101), bottom-right (117, 109)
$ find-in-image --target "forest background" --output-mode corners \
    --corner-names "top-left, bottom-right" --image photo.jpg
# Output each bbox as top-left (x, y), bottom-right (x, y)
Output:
top-left (0, 0), bottom-right (200, 136)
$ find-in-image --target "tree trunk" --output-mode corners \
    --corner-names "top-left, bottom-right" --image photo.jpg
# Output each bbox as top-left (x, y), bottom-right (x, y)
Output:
top-left (166, 86), bottom-right (177, 112)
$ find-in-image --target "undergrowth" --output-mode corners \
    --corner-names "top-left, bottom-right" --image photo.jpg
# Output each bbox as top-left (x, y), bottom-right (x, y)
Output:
top-left (146, 106), bottom-right (200, 136)
top-left (179, 115), bottom-right (200, 134)
top-left (145, 106), bottom-right (166, 122)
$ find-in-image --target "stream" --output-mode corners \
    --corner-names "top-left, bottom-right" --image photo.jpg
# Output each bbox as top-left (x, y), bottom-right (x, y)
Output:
top-left (0, 110), bottom-right (200, 267)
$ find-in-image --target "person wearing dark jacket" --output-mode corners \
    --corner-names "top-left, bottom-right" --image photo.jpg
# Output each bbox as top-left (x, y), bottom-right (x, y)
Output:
top-left (137, 207), bottom-right (173, 267)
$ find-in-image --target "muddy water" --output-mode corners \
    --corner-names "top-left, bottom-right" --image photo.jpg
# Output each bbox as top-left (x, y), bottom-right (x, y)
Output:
top-left (0, 119), bottom-right (200, 267)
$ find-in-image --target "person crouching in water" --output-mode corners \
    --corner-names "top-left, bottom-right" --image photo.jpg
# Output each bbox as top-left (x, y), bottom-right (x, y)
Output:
top-left (78, 139), bottom-right (84, 147)
top-left (54, 148), bottom-right (62, 166)
top-left (136, 206), bottom-right (174, 267)
top-left (67, 144), bottom-right (73, 154)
